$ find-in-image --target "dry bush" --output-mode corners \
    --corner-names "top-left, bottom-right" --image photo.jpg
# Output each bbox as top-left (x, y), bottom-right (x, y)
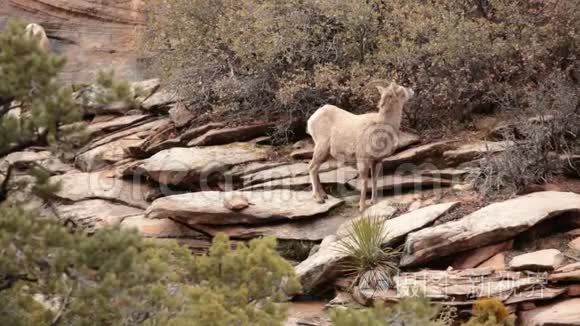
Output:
top-left (471, 73), bottom-right (579, 198)
top-left (143, 0), bottom-right (579, 136)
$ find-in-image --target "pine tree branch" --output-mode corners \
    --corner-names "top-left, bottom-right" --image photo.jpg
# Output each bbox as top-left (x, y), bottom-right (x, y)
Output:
top-left (0, 163), bottom-right (13, 204)
top-left (50, 282), bottom-right (73, 326)
top-left (0, 274), bottom-right (37, 292)
top-left (0, 129), bottom-right (48, 157)
top-left (0, 97), bottom-right (15, 119)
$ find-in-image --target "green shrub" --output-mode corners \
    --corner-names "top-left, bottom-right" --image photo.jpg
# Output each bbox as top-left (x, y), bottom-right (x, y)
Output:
top-left (143, 0), bottom-right (579, 134)
top-left (94, 70), bottom-right (143, 109)
top-left (1, 208), bottom-right (300, 325)
top-left (0, 20), bottom-right (84, 156)
top-left (331, 294), bottom-right (450, 326)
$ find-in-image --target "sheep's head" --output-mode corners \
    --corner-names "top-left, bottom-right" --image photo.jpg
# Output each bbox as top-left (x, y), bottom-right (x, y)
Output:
top-left (24, 23), bottom-right (50, 52)
top-left (368, 80), bottom-right (414, 110)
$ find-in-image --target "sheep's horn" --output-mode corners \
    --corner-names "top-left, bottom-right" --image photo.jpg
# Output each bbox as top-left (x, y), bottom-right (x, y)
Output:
top-left (365, 79), bottom-right (392, 90)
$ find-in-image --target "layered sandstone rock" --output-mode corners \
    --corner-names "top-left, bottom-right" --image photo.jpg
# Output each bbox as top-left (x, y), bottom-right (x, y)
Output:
top-left (0, 0), bottom-right (147, 82)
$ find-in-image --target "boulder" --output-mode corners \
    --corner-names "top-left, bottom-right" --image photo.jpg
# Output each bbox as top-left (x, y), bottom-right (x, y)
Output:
top-left (289, 139), bottom-right (315, 160)
top-left (132, 79), bottom-right (160, 101)
top-left (509, 249), bottom-right (566, 271)
top-left (520, 299), bottom-right (580, 326)
top-left (363, 200), bottom-right (399, 219)
top-left (0, 150), bottom-right (76, 175)
top-left (382, 141), bottom-right (454, 173)
top-left (397, 132), bottom-right (422, 150)
top-left (360, 268), bottom-right (548, 304)
top-left (78, 118), bottom-right (168, 154)
top-left (443, 141), bottom-right (514, 166)
top-left (347, 175), bottom-right (452, 194)
top-left (567, 285), bottom-right (580, 297)
top-left (451, 241), bottom-right (513, 269)
top-left (226, 162), bottom-right (290, 179)
top-left (86, 114), bottom-right (150, 137)
top-left (288, 132), bottom-right (420, 161)
top-left (75, 135), bottom-right (144, 172)
top-left (168, 103), bottom-right (195, 128)
top-left (137, 143), bottom-right (271, 187)
top-left (401, 191), bottom-right (580, 267)
top-left (555, 262), bottom-right (580, 274)
top-left (503, 287), bottom-right (566, 305)
top-left (295, 202), bottom-right (458, 292)
top-left (248, 136), bottom-right (272, 145)
top-left (120, 215), bottom-right (205, 238)
top-left (420, 168), bottom-right (472, 180)
top-left (49, 172), bottom-right (154, 209)
top-left (180, 122), bottom-right (226, 142)
top-left (187, 123), bottom-right (275, 147)
top-left (142, 89), bottom-right (180, 110)
top-left (569, 237), bottom-right (580, 253)
top-left (54, 199), bottom-right (143, 230)
top-left (223, 193), bottom-right (250, 211)
top-left (242, 162), bottom-right (338, 186)
top-left (549, 263), bottom-right (580, 282)
top-left (192, 212), bottom-right (353, 241)
top-left (241, 167), bottom-right (358, 191)
top-left (126, 120), bottom-right (181, 158)
top-left (477, 252), bottom-right (507, 271)
top-left (290, 149), bottom-right (314, 160)
top-left (481, 252), bottom-right (509, 271)
top-left (146, 190), bottom-right (343, 225)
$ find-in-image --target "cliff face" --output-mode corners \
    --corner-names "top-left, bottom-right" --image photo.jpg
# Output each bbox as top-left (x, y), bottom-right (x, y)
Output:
top-left (0, 0), bottom-right (149, 82)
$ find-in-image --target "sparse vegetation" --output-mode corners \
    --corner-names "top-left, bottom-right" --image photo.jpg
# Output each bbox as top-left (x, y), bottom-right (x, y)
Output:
top-left (74, 70), bottom-right (145, 115)
top-left (336, 214), bottom-right (400, 290)
top-left (331, 296), bottom-right (514, 326)
top-left (94, 70), bottom-right (144, 110)
top-left (331, 294), bottom-right (450, 326)
top-left (464, 298), bottom-right (515, 326)
top-left (470, 73), bottom-right (579, 198)
top-left (144, 0), bottom-right (579, 135)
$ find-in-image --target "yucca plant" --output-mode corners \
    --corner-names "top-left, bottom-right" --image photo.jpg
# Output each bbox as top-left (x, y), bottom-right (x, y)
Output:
top-left (336, 214), bottom-right (401, 290)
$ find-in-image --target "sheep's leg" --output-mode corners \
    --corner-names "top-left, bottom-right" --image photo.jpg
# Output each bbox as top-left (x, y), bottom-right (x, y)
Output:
top-left (309, 142), bottom-right (330, 203)
top-left (370, 161), bottom-right (381, 205)
top-left (357, 161), bottom-right (370, 212)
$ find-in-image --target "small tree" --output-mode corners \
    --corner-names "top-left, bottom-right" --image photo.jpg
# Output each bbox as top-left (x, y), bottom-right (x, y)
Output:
top-left (0, 20), bottom-right (83, 158)
top-left (331, 295), bottom-right (450, 326)
top-left (0, 19), bottom-right (300, 325)
top-left (0, 212), bottom-right (300, 325)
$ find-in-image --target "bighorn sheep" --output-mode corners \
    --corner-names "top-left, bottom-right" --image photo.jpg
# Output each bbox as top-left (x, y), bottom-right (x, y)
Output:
top-left (24, 23), bottom-right (50, 52)
top-left (307, 81), bottom-right (414, 212)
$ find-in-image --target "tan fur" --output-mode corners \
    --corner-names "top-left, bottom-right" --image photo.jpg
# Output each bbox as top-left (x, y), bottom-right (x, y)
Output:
top-left (24, 23), bottom-right (50, 52)
top-left (307, 81), bottom-right (414, 211)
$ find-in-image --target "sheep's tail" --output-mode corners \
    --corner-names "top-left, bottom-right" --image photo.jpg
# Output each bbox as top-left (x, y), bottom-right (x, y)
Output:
top-left (306, 106), bottom-right (325, 141)
top-left (306, 117), bottom-right (313, 136)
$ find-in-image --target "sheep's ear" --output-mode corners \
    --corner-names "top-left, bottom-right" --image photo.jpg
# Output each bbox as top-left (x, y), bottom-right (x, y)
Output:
top-left (375, 85), bottom-right (387, 95)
